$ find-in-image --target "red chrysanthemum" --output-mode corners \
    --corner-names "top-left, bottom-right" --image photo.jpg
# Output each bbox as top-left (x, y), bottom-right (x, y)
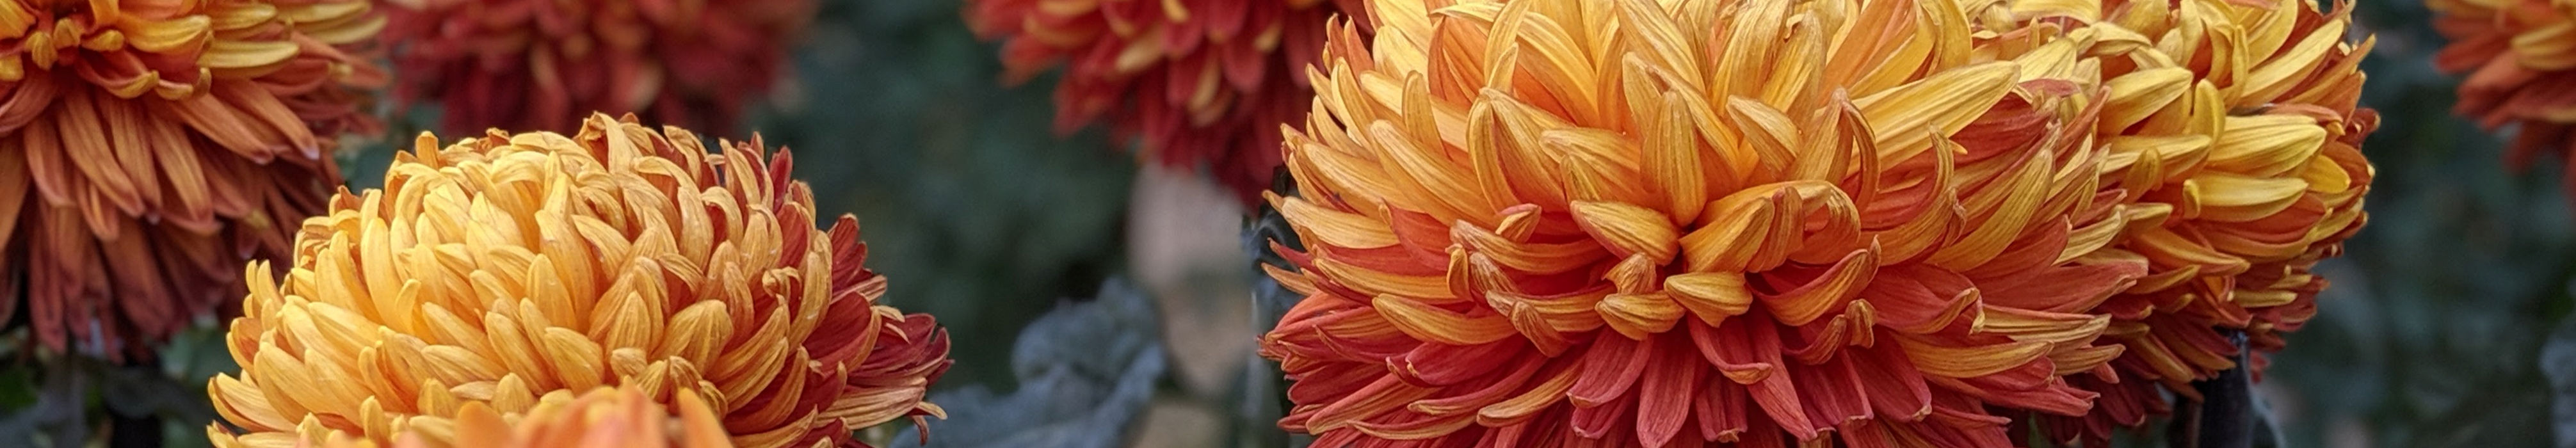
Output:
top-left (1258, 0), bottom-right (2164, 445)
top-left (381, 0), bottom-right (812, 136)
top-left (0, 0), bottom-right (385, 360)
top-left (963, 0), bottom-right (1363, 204)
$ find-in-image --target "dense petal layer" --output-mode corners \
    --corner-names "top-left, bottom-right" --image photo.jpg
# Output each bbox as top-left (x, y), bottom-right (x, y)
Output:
top-left (207, 115), bottom-right (953, 448)
top-left (1257, 0), bottom-right (2182, 445)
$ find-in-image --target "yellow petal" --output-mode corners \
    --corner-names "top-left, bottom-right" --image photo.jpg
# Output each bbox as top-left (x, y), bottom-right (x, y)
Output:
top-left (1568, 200), bottom-right (1680, 262)
top-left (1597, 292), bottom-right (1683, 340)
top-left (1664, 272), bottom-right (1752, 325)
top-left (1374, 294), bottom-right (1517, 345)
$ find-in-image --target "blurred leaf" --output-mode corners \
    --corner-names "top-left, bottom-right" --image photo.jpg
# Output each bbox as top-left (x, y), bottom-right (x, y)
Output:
top-left (1230, 196), bottom-right (1308, 448)
top-left (0, 367), bottom-right (34, 411)
top-left (890, 279), bottom-right (1164, 448)
top-left (2543, 316), bottom-right (2576, 447)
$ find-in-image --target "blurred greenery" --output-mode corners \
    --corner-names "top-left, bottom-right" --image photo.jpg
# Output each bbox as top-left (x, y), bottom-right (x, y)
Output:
top-left (2264, 1), bottom-right (2576, 447)
top-left (889, 279), bottom-right (1166, 448)
top-left (749, 0), bottom-right (1136, 391)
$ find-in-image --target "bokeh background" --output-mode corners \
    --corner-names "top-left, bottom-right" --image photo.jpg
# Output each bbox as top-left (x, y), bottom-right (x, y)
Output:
top-left (1, 0), bottom-right (2570, 447)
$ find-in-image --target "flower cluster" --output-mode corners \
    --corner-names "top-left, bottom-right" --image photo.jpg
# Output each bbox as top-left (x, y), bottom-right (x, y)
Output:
top-left (0, 0), bottom-right (386, 360)
top-left (1257, 0), bottom-right (2374, 445)
top-left (205, 115), bottom-right (951, 448)
top-left (963, 0), bottom-right (1363, 203)
top-left (382, 0), bottom-right (814, 135)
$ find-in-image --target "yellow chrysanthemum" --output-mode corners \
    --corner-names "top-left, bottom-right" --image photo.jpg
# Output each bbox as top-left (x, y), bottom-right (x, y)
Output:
top-left (1260, 0), bottom-right (2155, 445)
top-left (207, 114), bottom-right (953, 448)
top-left (1986, 0), bottom-right (2375, 442)
top-left (296, 385), bottom-right (734, 448)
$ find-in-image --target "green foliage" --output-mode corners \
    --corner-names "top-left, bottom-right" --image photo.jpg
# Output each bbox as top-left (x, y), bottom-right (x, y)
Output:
top-left (0, 326), bottom-right (232, 447)
top-left (889, 279), bottom-right (1166, 448)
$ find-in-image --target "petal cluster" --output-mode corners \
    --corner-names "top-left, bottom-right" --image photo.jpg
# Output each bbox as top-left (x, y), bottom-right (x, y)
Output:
top-left (963, 0), bottom-right (1362, 204)
top-left (0, 0), bottom-right (387, 360)
top-left (1990, 0), bottom-right (2375, 442)
top-left (2432, 0), bottom-right (2576, 186)
top-left (1260, 0), bottom-right (2160, 445)
top-left (303, 385), bottom-right (736, 448)
top-left (382, 0), bottom-right (813, 135)
top-left (206, 115), bottom-right (952, 448)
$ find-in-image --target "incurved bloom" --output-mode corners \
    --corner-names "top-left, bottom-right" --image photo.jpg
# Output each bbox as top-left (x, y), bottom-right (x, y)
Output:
top-left (2433, 0), bottom-right (2576, 189)
top-left (1993, 0), bottom-right (2376, 443)
top-left (0, 0), bottom-right (386, 360)
top-left (963, 0), bottom-right (1362, 204)
top-left (1259, 0), bottom-right (2153, 445)
top-left (299, 386), bottom-right (736, 448)
top-left (207, 115), bottom-right (953, 448)
top-left (382, 0), bottom-right (812, 135)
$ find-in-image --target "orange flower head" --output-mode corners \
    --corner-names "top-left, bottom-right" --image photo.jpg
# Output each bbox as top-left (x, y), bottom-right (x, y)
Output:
top-left (963, 0), bottom-right (1364, 204)
top-left (207, 114), bottom-right (954, 448)
top-left (1990, 0), bottom-right (2376, 443)
top-left (296, 385), bottom-right (737, 448)
top-left (1259, 0), bottom-right (2160, 445)
top-left (2432, 0), bottom-right (2576, 190)
top-left (0, 0), bottom-right (387, 360)
top-left (382, 0), bottom-right (814, 135)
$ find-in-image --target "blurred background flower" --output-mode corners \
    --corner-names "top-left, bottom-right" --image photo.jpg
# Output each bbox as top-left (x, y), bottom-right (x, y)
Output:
top-left (381, 0), bottom-right (812, 135)
top-left (205, 116), bottom-right (949, 448)
top-left (0, 0), bottom-right (384, 364)
top-left (2429, 0), bottom-right (2576, 196)
top-left (961, 0), bottom-right (1360, 204)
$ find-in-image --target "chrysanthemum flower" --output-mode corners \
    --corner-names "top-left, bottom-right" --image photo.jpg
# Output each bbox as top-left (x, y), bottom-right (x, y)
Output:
top-left (1258, 0), bottom-right (2154, 445)
top-left (1991, 0), bottom-right (2376, 442)
top-left (207, 115), bottom-right (953, 448)
top-left (0, 0), bottom-right (386, 360)
top-left (963, 0), bottom-right (1362, 204)
top-left (381, 0), bottom-right (812, 135)
top-left (2432, 0), bottom-right (2576, 190)
top-left (299, 385), bottom-right (735, 448)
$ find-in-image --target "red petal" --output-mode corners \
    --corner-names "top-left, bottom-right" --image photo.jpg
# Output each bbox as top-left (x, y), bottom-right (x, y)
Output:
top-left (1851, 345), bottom-right (1933, 422)
top-left (1566, 333), bottom-right (1650, 407)
top-left (1633, 333), bottom-right (1700, 447)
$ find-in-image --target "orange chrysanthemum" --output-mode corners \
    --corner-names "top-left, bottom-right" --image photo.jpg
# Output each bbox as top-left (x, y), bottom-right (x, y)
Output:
top-left (0, 0), bottom-right (385, 360)
top-left (963, 0), bottom-right (1362, 203)
top-left (382, 0), bottom-right (812, 135)
top-left (1990, 0), bottom-right (2375, 443)
top-left (299, 385), bottom-right (736, 448)
top-left (206, 115), bottom-right (953, 448)
top-left (2433, 0), bottom-right (2576, 190)
top-left (1259, 0), bottom-right (2159, 445)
